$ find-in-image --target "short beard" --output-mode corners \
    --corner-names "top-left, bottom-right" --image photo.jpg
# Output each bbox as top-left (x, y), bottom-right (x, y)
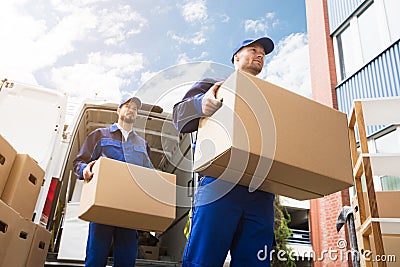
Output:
top-left (248, 65), bottom-right (262, 75)
top-left (240, 64), bottom-right (262, 76)
top-left (121, 115), bottom-right (135, 124)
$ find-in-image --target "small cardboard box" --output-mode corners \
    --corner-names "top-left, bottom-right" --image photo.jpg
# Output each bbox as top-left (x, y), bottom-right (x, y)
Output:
top-left (140, 245), bottom-right (160, 260)
top-left (0, 200), bottom-right (20, 264)
top-left (1, 154), bottom-right (45, 220)
top-left (0, 135), bottom-right (17, 195)
top-left (78, 157), bottom-right (176, 232)
top-left (193, 70), bottom-right (353, 200)
top-left (25, 223), bottom-right (51, 267)
top-left (1, 215), bottom-right (35, 267)
top-left (352, 191), bottom-right (400, 229)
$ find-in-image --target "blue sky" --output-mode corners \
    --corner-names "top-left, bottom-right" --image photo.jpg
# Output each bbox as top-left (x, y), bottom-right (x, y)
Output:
top-left (0, 0), bottom-right (310, 114)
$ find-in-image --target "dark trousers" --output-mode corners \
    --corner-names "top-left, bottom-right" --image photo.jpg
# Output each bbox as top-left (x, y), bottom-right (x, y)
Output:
top-left (85, 222), bottom-right (138, 267)
top-left (183, 177), bottom-right (275, 267)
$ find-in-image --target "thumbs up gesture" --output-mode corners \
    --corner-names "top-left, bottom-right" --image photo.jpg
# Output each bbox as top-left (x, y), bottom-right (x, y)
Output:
top-left (202, 81), bottom-right (223, 116)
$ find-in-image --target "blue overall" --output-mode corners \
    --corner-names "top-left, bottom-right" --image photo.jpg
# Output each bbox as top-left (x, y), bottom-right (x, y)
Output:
top-left (73, 123), bottom-right (152, 267)
top-left (173, 79), bottom-right (275, 267)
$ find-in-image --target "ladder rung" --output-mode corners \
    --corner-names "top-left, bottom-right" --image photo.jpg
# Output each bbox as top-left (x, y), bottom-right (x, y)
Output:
top-left (353, 156), bottom-right (364, 178)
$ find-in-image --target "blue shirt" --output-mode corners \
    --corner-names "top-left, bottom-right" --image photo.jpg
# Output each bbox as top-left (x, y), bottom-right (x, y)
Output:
top-left (73, 123), bottom-right (152, 180)
top-left (172, 78), bottom-right (222, 133)
top-left (172, 78), bottom-right (222, 181)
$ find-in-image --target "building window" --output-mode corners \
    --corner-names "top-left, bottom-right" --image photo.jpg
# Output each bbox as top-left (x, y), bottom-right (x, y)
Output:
top-left (374, 128), bottom-right (400, 191)
top-left (374, 129), bottom-right (399, 153)
top-left (333, 0), bottom-right (398, 81)
top-left (380, 176), bottom-right (400, 190)
top-left (336, 26), bottom-right (357, 80)
top-left (383, 0), bottom-right (400, 42)
top-left (357, 2), bottom-right (386, 63)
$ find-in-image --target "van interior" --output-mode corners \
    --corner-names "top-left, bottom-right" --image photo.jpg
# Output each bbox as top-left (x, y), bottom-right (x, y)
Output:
top-left (47, 102), bottom-right (194, 265)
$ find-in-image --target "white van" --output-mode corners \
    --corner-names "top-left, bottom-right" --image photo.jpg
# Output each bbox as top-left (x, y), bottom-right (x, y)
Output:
top-left (0, 78), bottom-right (194, 266)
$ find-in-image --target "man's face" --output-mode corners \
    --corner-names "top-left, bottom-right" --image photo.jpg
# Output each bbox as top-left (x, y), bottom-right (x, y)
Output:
top-left (117, 102), bottom-right (138, 124)
top-left (234, 42), bottom-right (265, 75)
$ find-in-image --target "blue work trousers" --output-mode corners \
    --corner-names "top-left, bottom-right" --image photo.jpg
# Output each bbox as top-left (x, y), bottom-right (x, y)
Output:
top-left (85, 222), bottom-right (138, 267)
top-left (182, 177), bottom-right (275, 267)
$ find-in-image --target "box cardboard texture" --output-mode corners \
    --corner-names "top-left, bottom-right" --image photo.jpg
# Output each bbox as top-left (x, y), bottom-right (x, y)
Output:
top-left (1, 215), bottom-right (35, 267)
top-left (1, 154), bottom-right (45, 220)
top-left (352, 191), bottom-right (400, 229)
top-left (140, 245), bottom-right (160, 260)
top-left (356, 230), bottom-right (400, 267)
top-left (25, 224), bottom-right (52, 267)
top-left (78, 157), bottom-right (176, 232)
top-left (0, 135), bottom-right (17, 195)
top-left (193, 70), bottom-right (353, 200)
top-left (0, 200), bottom-right (20, 264)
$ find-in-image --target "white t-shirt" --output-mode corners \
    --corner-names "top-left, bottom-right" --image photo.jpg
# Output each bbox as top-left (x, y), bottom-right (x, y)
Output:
top-left (115, 123), bottom-right (132, 142)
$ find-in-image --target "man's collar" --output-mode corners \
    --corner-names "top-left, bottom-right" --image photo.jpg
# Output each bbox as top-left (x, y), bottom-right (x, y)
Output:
top-left (110, 123), bottom-right (136, 135)
top-left (110, 123), bottom-right (119, 132)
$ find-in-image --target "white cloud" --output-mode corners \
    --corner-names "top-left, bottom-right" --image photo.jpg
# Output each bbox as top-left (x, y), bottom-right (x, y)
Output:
top-left (244, 12), bottom-right (278, 35)
top-left (140, 71), bottom-right (159, 86)
top-left (0, 1), bottom-right (98, 84)
top-left (167, 31), bottom-right (206, 45)
top-left (97, 5), bottom-right (147, 46)
top-left (51, 52), bottom-right (144, 101)
top-left (176, 52), bottom-right (209, 64)
top-left (151, 5), bottom-right (173, 15)
top-left (220, 14), bottom-right (230, 23)
top-left (177, 54), bottom-right (191, 65)
top-left (180, 0), bottom-right (208, 23)
top-left (50, 0), bottom-right (106, 12)
top-left (136, 62), bottom-right (224, 112)
top-left (262, 33), bottom-right (311, 98)
top-left (0, 1), bottom-right (149, 89)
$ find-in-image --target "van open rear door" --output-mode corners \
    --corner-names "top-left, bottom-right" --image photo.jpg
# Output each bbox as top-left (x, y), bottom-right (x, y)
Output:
top-left (0, 78), bottom-right (67, 224)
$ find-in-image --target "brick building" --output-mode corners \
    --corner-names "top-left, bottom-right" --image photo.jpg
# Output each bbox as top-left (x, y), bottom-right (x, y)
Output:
top-left (305, 0), bottom-right (400, 266)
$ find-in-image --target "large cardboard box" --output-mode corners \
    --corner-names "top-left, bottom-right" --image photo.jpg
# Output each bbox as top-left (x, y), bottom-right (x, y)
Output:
top-left (1, 215), bottom-right (35, 267)
top-left (352, 191), bottom-right (400, 229)
top-left (25, 224), bottom-right (51, 267)
top-left (193, 70), bottom-right (353, 200)
top-left (78, 157), bottom-right (176, 232)
top-left (0, 200), bottom-right (20, 264)
top-left (1, 154), bottom-right (45, 220)
top-left (0, 135), bottom-right (17, 195)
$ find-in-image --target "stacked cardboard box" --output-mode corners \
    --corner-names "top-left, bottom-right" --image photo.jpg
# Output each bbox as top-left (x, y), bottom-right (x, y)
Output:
top-left (25, 224), bottom-right (52, 267)
top-left (1, 154), bottom-right (45, 220)
top-left (0, 135), bottom-right (17, 195)
top-left (0, 200), bottom-right (20, 264)
top-left (1, 213), bottom-right (35, 266)
top-left (0, 135), bottom-right (50, 267)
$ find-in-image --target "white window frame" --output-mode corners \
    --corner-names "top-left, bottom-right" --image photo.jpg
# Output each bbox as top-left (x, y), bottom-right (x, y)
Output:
top-left (332, 0), bottom-right (394, 82)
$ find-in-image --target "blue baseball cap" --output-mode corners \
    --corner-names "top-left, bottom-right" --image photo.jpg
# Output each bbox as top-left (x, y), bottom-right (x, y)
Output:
top-left (231, 37), bottom-right (274, 63)
top-left (119, 96), bottom-right (142, 109)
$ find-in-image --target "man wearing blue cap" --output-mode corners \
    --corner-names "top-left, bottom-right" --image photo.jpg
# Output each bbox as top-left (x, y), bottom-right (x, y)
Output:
top-left (173, 37), bottom-right (275, 267)
top-left (73, 96), bottom-right (152, 267)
